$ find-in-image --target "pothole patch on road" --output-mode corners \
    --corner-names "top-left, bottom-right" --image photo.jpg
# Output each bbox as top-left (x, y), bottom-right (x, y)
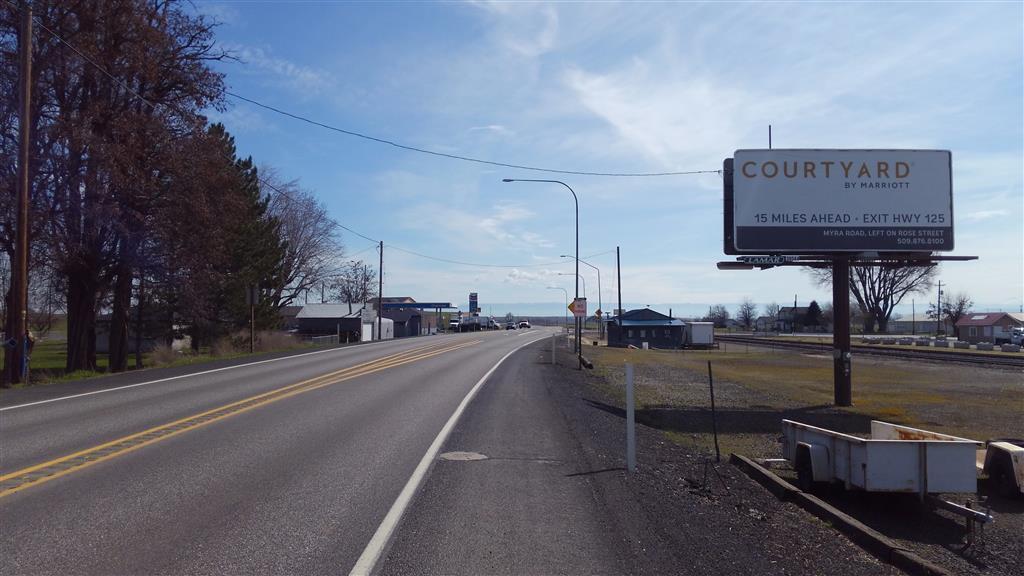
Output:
top-left (439, 451), bottom-right (489, 461)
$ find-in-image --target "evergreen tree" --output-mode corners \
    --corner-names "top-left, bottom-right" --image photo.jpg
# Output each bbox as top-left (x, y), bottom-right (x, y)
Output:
top-left (804, 300), bottom-right (823, 329)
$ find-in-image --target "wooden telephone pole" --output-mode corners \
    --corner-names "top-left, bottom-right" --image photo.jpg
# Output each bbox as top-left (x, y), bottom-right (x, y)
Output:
top-left (5, 1), bottom-right (32, 386)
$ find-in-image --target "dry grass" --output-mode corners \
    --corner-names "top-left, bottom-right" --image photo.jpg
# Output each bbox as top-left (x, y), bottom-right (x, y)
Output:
top-left (147, 344), bottom-right (178, 366)
top-left (255, 330), bottom-right (301, 352)
top-left (586, 345), bottom-right (1024, 459)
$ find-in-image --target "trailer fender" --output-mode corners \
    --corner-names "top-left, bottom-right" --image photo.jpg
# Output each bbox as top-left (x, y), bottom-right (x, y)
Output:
top-left (794, 440), bottom-right (827, 477)
top-left (985, 442), bottom-right (1024, 498)
top-left (795, 442), bottom-right (830, 489)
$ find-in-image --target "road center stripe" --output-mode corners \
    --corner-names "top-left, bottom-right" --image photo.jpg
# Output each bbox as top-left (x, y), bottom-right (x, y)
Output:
top-left (0, 340), bottom-right (482, 498)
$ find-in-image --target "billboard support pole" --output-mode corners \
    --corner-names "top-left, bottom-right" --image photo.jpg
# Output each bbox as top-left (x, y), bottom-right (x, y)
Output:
top-left (833, 257), bottom-right (852, 406)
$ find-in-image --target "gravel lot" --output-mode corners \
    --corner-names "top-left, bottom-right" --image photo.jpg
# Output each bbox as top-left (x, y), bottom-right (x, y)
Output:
top-left (576, 340), bottom-right (1023, 576)
top-left (543, 340), bottom-right (901, 575)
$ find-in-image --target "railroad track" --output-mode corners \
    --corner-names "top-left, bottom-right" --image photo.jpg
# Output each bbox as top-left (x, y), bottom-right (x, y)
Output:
top-left (717, 335), bottom-right (1024, 368)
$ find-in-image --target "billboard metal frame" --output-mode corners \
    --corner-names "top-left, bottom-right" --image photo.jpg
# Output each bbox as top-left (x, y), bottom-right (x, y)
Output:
top-left (720, 154), bottom-right (975, 408)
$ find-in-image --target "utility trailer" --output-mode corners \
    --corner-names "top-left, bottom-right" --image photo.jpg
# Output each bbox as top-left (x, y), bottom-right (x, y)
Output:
top-left (780, 420), bottom-right (994, 534)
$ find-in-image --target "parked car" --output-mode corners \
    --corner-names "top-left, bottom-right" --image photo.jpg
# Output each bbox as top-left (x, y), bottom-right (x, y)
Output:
top-left (505, 322), bottom-right (517, 330)
top-left (1011, 327), bottom-right (1024, 346)
top-left (518, 320), bottom-right (531, 329)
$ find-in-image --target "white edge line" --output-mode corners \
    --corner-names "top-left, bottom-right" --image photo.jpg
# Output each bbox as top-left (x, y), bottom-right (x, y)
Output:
top-left (0, 338), bottom-right (417, 412)
top-left (348, 334), bottom-right (549, 576)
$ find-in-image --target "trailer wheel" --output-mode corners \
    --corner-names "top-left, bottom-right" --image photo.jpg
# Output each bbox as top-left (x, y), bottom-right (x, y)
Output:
top-left (795, 448), bottom-right (814, 492)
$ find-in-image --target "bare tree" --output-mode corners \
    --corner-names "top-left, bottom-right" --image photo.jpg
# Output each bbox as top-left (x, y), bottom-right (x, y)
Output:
top-left (764, 302), bottom-right (781, 331)
top-left (262, 168), bottom-right (344, 309)
top-left (331, 261), bottom-right (377, 313)
top-left (704, 304), bottom-right (730, 328)
top-left (928, 291), bottom-right (972, 337)
top-left (808, 265), bottom-right (937, 333)
top-left (736, 299), bottom-right (757, 330)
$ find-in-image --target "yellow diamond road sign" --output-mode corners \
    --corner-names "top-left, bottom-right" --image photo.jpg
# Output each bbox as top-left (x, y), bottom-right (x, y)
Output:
top-left (595, 309), bottom-right (602, 318)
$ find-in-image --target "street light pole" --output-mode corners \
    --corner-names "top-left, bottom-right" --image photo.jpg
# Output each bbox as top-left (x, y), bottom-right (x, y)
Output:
top-left (503, 179), bottom-right (581, 369)
top-left (546, 286), bottom-right (568, 334)
top-left (563, 255), bottom-right (602, 341)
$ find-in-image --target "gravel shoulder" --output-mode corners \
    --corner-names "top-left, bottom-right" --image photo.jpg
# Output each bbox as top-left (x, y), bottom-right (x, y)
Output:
top-left (384, 337), bottom-right (899, 575)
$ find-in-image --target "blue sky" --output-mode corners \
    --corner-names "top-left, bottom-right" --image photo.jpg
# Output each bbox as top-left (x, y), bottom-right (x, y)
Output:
top-left (195, 1), bottom-right (1023, 316)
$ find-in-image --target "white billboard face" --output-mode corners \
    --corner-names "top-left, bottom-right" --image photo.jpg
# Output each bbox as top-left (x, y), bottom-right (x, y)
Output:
top-left (732, 149), bottom-right (953, 252)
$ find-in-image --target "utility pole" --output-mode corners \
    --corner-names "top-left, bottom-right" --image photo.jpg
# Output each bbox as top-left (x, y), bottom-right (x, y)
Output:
top-left (5, 1), bottom-right (32, 386)
top-left (617, 246), bottom-right (622, 345)
top-left (912, 299), bottom-right (916, 336)
top-left (935, 280), bottom-right (943, 336)
top-left (377, 241), bottom-right (383, 340)
top-left (792, 294), bottom-right (797, 334)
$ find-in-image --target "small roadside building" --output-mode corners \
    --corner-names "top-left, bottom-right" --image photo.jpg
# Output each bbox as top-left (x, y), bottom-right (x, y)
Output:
top-left (296, 303), bottom-right (393, 342)
top-left (955, 312), bottom-right (1024, 344)
top-left (383, 308), bottom-right (422, 338)
top-left (606, 308), bottom-right (684, 349)
top-left (887, 313), bottom-right (953, 335)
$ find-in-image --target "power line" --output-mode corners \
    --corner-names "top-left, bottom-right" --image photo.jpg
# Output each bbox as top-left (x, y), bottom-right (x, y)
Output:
top-left (226, 92), bottom-right (721, 178)
top-left (15, 4), bottom-right (623, 271)
top-left (384, 245), bottom-right (612, 269)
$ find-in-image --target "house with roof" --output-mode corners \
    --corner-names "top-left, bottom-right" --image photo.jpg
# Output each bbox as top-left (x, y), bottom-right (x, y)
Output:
top-left (606, 308), bottom-right (684, 349)
top-left (955, 312), bottom-right (1024, 344)
top-left (296, 303), bottom-right (393, 342)
top-left (775, 306), bottom-right (809, 332)
top-left (888, 313), bottom-right (953, 335)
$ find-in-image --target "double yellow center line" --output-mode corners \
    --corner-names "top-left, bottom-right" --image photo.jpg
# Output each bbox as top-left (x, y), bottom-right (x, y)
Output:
top-left (0, 339), bottom-right (481, 499)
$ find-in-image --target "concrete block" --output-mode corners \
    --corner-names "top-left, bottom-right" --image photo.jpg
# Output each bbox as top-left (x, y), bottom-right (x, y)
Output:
top-left (915, 339), bottom-right (931, 346)
top-left (882, 338), bottom-right (897, 345)
top-left (898, 338), bottom-right (914, 345)
top-left (932, 340), bottom-right (948, 348)
top-left (977, 343), bottom-right (994, 351)
top-left (1001, 344), bottom-right (1021, 353)
top-left (729, 454), bottom-right (799, 501)
top-left (889, 549), bottom-right (953, 576)
top-left (953, 341), bottom-right (970, 350)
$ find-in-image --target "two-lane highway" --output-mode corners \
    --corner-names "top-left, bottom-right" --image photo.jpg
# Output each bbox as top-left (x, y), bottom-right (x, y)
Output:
top-left (0, 329), bottom-right (552, 575)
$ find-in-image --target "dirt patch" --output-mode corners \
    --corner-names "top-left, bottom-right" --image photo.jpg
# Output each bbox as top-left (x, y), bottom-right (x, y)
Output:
top-left (581, 343), bottom-right (1024, 576)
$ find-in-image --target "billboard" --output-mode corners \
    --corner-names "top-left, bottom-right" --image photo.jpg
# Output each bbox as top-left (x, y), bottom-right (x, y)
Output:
top-left (725, 149), bottom-right (953, 254)
top-left (469, 292), bottom-right (479, 313)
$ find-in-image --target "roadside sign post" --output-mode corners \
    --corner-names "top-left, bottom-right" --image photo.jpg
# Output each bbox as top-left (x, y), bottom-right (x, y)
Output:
top-left (246, 285), bottom-right (258, 354)
top-left (625, 363), bottom-right (636, 473)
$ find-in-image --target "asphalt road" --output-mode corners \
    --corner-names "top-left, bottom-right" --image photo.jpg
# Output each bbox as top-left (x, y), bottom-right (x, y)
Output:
top-left (379, 336), bottom-right (636, 575)
top-left (0, 329), bottom-right (553, 575)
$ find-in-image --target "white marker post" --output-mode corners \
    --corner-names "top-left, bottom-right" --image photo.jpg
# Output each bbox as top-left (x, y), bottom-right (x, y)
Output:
top-left (551, 332), bottom-right (556, 365)
top-left (625, 363), bottom-right (636, 473)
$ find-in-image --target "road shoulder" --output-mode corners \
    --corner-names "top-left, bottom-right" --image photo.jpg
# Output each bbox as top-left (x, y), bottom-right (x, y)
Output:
top-left (379, 339), bottom-right (898, 575)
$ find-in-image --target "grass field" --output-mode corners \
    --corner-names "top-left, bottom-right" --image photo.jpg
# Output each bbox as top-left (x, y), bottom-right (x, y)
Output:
top-left (585, 345), bottom-right (1024, 459)
top-left (18, 332), bottom-right (314, 388)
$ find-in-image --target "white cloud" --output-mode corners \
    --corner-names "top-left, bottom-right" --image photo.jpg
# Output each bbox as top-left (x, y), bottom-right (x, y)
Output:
top-left (962, 209), bottom-right (1009, 222)
top-left (225, 44), bottom-right (334, 95)
top-left (471, 2), bottom-right (560, 57)
top-left (469, 124), bottom-right (515, 137)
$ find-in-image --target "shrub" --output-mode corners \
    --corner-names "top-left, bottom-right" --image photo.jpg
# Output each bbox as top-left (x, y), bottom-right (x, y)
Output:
top-left (148, 344), bottom-right (178, 366)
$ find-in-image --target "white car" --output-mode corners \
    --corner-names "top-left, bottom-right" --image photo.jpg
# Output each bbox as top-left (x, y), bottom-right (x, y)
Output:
top-left (518, 320), bottom-right (531, 329)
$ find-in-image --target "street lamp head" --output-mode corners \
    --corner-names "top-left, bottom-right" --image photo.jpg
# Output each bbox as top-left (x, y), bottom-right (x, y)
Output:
top-left (502, 178), bottom-right (515, 182)
top-left (559, 254), bottom-right (571, 258)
